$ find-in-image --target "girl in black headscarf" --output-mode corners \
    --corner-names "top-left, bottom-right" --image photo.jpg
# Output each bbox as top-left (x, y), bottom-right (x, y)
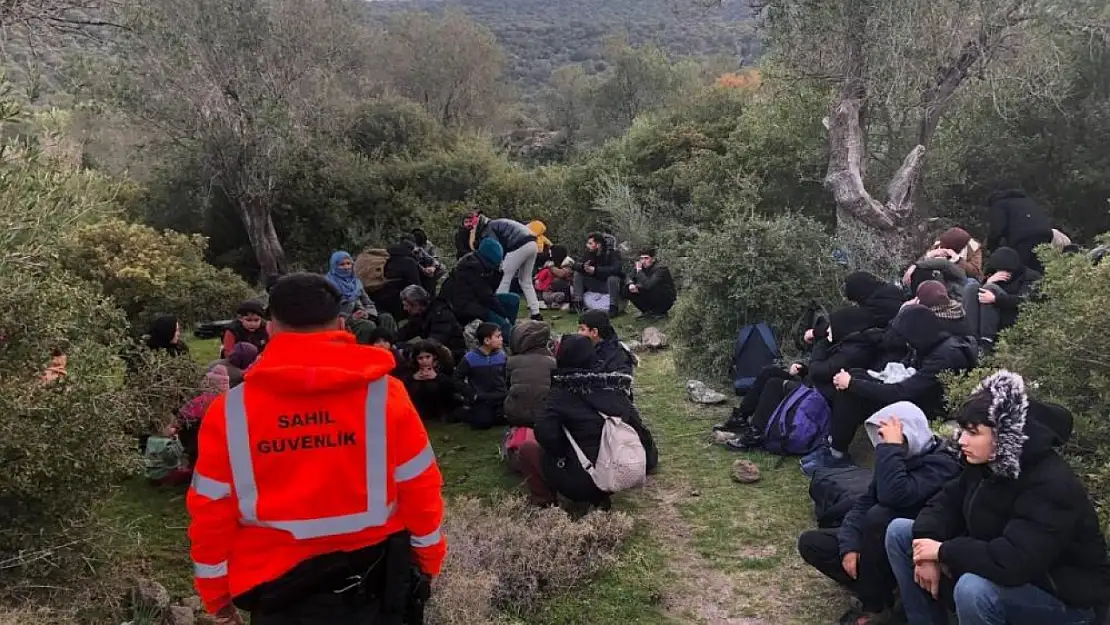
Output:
top-left (146, 315), bottom-right (189, 357)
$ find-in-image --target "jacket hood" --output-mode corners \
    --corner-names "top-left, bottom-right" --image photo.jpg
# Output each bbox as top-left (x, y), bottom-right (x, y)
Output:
top-left (511, 320), bottom-right (552, 355)
top-left (844, 271), bottom-right (884, 304)
top-left (892, 305), bottom-right (945, 352)
top-left (147, 315), bottom-right (180, 350)
top-left (477, 238), bottom-right (504, 267)
top-left (829, 306), bottom-right (874, 343)
top-left (388, 242), bottom-right (415, 257)
top-left (551, 370), bottom-right (634, 395)
top-left (972, 370), bottom-right (1073, 480)
top-left (555, 334), bottom-right (595, 369)
top-left (246, 331), bottom-right (395, 394)
top-left (865, 401), bottom-right (936, 456)
top-left (987, 247), bottom-right (1024, 275)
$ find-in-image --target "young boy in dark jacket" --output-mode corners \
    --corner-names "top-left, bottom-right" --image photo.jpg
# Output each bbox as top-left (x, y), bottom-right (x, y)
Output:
top-left (886, 371), bottom-right (1110, 625)
top-left (577, 309), bottom-right (636, 376)
top-left (454, 322), bottom-right (508, 430)
top-left (798, 402), bottom-right (961, 625)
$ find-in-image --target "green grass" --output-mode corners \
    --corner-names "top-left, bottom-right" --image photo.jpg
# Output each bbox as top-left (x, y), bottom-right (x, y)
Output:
top-left (101, 312), bottom-right (846, 623)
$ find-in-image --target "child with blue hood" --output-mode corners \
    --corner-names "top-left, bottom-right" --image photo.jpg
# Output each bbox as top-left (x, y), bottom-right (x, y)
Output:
top-left (798, 401), bottom-right (961, 625)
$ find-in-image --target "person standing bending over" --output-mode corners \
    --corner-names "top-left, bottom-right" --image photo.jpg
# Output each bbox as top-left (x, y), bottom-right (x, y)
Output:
top-left (467, 214), bottom-right (543, 321)
top-left (187, 273), bottom-right (445, 625)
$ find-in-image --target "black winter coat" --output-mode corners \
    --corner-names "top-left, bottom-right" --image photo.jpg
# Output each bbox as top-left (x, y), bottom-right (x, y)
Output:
top-left (838, 439), bottom-right (961, 556)
top-left (372, 244), bottom-right (424, 320)
top-left (990, 270), bottom-right (1042, 331)
top-left (595, 338), bottom-right (636, 376)
top-left (576, 235), bottom-right (623, 280)
top-left (535, 370), bottom-right (658, 503)
top-left (804, 328), bottom-right (884, 401)
top-left (402, 369), bottom-right (461, 422)
top-left (439, 253), bottom-right (505, 325)
top-left (631, 263), bottom-right (676, 306)
top-left (395, 300), bottom-right (466, 360)
top-left (913, 372), bottom-right (1110, 609)
top-left (987, 192), bottom-right (1053, 250)
top-left (479, 218), bottom-right (536, 253)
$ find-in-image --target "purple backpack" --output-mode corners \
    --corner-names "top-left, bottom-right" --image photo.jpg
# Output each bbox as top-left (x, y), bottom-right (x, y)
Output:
top-left (762, 384), bottom-right (830, 456)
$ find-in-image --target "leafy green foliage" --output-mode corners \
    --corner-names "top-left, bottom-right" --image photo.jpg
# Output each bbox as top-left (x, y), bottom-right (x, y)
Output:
top-left (943, 243), bottom-right (1110, 530)
top-left (670, 214), bottom-right (847, 378)
top-left (61, 218), bottom-right (254, 329)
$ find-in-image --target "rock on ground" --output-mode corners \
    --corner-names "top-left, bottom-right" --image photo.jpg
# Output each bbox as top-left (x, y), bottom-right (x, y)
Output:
top-left (731, 459), bottom-right (761, 484)
top-left (163, 606), bottom-right (196, 625)
top-left (686, 380), bottom-right (728, 405)
top-left (711, 430), bottom-right (739, 444)
top-left (641, 327), bottom-right (668, 349)
top-left (132, 578), bottom-right (171, 612)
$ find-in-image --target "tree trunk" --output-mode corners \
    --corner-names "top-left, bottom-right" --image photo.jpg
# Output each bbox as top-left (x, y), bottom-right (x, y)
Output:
top-left (237, 196), bottom-right (287, 280)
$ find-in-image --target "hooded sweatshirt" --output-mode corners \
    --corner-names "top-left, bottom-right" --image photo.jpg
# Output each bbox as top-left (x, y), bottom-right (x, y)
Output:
top-left (803, 306), bottom-right (883, 400)
top-left (983, 247), bottom-right (1043, 330)
top-left (844, 272), bottom-right (906, 329)
top-left (913, 371), bottom-right (1110, 609)
top-left (504, 321), bottom-right (556, 427)
top-left (837, 401), bottom-right (961, 556)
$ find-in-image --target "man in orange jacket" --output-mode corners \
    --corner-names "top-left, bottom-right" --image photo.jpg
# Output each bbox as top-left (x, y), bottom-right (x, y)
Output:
top-left (187, 273), bottom-right (446, 624)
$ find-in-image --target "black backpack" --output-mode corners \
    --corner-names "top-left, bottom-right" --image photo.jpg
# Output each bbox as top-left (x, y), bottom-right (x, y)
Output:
top-left (809, 465), bottom-right (873, 529)
top-left (790, 300), bottom-right (829, 354)
top-left (730, 323), bottom-right (780, 395)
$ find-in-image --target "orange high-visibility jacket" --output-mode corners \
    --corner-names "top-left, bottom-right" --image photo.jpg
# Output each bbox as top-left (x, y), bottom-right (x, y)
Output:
top-left (186, 331), bottom-right (446, 614)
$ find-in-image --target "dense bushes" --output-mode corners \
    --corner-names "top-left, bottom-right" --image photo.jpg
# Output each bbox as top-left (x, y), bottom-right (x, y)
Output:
top-left (61, 219), bottom-right (254, 329)
top-left (670, 213), bottom-right (847, 378)
top-left (943, 243), bottom-right (1110, 531)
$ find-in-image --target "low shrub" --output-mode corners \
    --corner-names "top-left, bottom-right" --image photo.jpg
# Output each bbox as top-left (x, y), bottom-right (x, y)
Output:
top-left (670, 213), bottom-right (847, 379)
top-left (428, 497), bottom-right (635, 625)
top-left (943, 242), bottom-right (1110, 531)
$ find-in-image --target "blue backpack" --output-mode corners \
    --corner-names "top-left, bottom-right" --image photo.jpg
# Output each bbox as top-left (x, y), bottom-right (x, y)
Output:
top-left (762, 384), bottom-right (830, 456)
top-left (730, 323), bottom-right (780, 394)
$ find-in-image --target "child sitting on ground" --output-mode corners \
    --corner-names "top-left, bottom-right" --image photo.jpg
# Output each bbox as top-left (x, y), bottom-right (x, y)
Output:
top-left (222, 300), bottom-right (268, 358)
top-left (402, 339), bottom-right (461, 422)
top-left (503, 320), bottom-right (557, 478)
top-left (176, 364), bottom-right (230, 470)
top-left (454, 322), bottom-right (508, 430)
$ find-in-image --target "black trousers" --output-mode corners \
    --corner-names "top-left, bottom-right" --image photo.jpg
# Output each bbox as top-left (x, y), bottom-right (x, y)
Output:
top-left (252, 594), bottom-right (385, 625)
top-left (797, 505), bottom-right (899, 612)
top-left (829, 391), bottom-right (882, 454)
top-left (739, 366), bottom-right (797, 431)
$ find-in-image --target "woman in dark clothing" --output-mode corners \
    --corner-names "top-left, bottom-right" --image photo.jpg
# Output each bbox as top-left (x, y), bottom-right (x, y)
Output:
top-left (147, 315), bottom-right (189, 357)
top-left (986, 189), bottom-right (1054, 273)
top-left (532, 335), bottom-right (658, 507)
top-left (844, 271), bottom-right (907, 329)
top-left (371, 242), bottom-right (424, 321)
top-left (961, 247), bottom-right (1042, 350)
top-left (886, 371), bottom-right (1110, 625)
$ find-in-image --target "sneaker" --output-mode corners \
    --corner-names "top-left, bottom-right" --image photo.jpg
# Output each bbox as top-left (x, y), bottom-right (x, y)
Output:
top-left (537, 301), bottom-right (548, 310)
top-left (838, 606), bottom-right (895, 625)
top-left (713, 409), bottom-right (751, 432)
top-left (530, 313), bottom-right (544, 322)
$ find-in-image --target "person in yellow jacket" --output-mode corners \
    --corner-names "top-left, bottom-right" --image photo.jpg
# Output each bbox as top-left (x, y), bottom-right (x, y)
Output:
top-left (528, 220), bottom-right (553, 255)
top-left (187, 273), bottom-right (446, 625)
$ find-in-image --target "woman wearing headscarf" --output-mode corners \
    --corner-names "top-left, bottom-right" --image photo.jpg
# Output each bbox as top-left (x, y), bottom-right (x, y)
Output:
top-left (208, 342), bottom-right (259, 388)
top-left (325, 250), bottom-right (378, 319)
top-left (146, 315), bottom-right (189, 357)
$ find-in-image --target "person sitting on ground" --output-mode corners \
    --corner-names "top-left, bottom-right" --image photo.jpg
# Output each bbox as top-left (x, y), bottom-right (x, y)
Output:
top-left (209, 342), bottom-right (259, 388)
top-left (902, 227), bottom-right (985, 292)
top-left (505, 320), bottom-right (556, 429)
top-left (369, 241), bottom-right (425, 321)
top-left (404, 233), bottom-right (444, 297)
top-left (453, 322), bottom-right (508, 430)
top-left (146, 315), bottom-right (189, 357)
top-left (912, 280), bottom-right (970, 338)
top-left (467, 214), bottom-right (543, 321)
top-left (455, 211), bottom-right (480, 259)
top-left (439, 238), bottom-right (519, 340)
top-left (798, 402), bottom-right (961, 625)
top-left (412, 227), bottom-right (443, 267)
top-left (961, 246), bottom-right (1042, 353)
top-left (221, 300), bottom-right (268, 358)
top-left (885, 371), bottom-right (1110, 625)
top-left (624, 247), bottom-right (676, 318)
top-left (986, 189), bottom-right (1055, 274)
top-left (535, 245), bottom-right (574, 310)
top-left (577, 309), bottom-right (636, 376)
top-left (394, 285), bottom-right (466, 362)
top-left (844, 271), bottom-right (907, 329)
top-left (401, 340), bottom-right (460, 422)
top-left (719, 307), bottom-right (883, 448)
top-left (531, 334), bottom-right (658, 510)
top-left (806, 305), bottom-right (977, 473)
top-left (325, 250), bottom-right (379, 320)
top-left (572, 232), bottom-right (624, 318)
top-left (176, 364), bottom-right (231, 470)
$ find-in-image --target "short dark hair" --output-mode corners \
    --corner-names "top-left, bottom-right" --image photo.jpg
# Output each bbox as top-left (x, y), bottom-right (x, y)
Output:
top-left (476, 322), bottom-right (501, 346)
top-left (236, 299), bottom-right (265, 317)
top-left (587, 231), bottom-right (604, 244)
top-left (578, 309), bottom-right (614, 339)
top-left (639, 247), bottom-right (657, 258)
top-left (268, 273), bottom-right (341, 329)
top-left (956, 390), bottom-right (994, 429)
top-left (367, 326), bottom-right (395, 346)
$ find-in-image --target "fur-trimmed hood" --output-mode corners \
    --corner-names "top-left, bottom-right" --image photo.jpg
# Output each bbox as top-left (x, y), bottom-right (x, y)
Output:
top-left (971, 370), bottom-right (1073, 479)
top-left (551, 370), bottom-right (634, 395)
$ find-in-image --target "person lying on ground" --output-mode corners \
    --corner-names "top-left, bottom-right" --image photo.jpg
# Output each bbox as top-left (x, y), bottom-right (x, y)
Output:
top-left (504, 320), bottom-right (556, 429)
top-left (453, 322), bottom-right (508, 430)
top-left (394, 285), bottom-right (466, 362)
top-left (402, 339), bottom-right (461, 423)
top-left (717, 306), bottom-right (881, 445)
top-left (844, 271), bottom-right (907, 330)
top-left (912, 280), bottom-right (970, 338)
top-left (325, 250), bottom-right (380, 320)
top-left (798, 402), bottom-right (961, 625)
top-left (438, 238), bottom-right (519, 340)
top-left (469, 214), bottom-right (543, 321)
top-left (624, 247), bottom-right (676, 319)
top-left (961, 246), bottom-right (1042, 353)
top-left (902, 227), bottom-right (985, 290)
top-left (806, 305), bottom-right (977, 473)
top-left (986, 189), bottom-right (1054, 274)
top-left (221, 300), bottom-right (268, 358)
top-left (886, 371), bottom-right (1110, 625)
top-left (530, 334), bottom-right (658, 509)
top-left (577, 309), bottom-right (636, 376)
top-left (573, 232), bottom-right (624, 318)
